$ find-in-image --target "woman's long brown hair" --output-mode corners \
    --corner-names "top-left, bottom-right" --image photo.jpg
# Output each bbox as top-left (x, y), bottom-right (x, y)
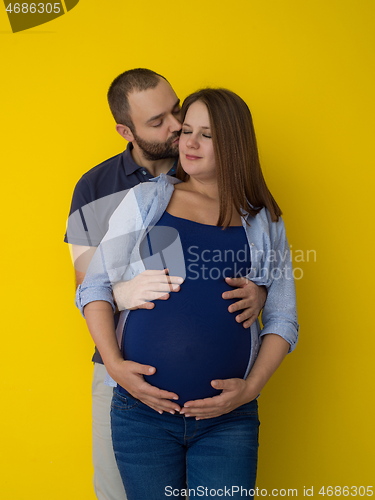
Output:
top-left (176, 88), bottom-right (282, 227)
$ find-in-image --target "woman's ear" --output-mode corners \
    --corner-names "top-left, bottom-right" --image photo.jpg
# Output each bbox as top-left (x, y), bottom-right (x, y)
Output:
top-left (116, 124), bottom-right (134, 142)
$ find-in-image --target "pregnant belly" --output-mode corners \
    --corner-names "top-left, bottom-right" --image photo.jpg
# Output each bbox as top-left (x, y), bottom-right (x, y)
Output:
top-left (122, 281), bottom-right (251, 406)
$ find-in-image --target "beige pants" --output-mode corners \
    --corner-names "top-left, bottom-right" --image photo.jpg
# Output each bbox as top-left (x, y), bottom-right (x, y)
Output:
top-left (92, 363), bottom-right (127, 500)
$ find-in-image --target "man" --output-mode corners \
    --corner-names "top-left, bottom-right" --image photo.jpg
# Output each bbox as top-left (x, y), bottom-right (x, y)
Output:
top-left (65, 68), bottom-right (266, 500)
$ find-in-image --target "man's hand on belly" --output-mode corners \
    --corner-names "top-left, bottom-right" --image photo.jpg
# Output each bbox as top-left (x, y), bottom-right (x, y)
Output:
top-left (222, 278), bottom-right (267, 328)
top-left (113, 269), bottom-right (184, 311)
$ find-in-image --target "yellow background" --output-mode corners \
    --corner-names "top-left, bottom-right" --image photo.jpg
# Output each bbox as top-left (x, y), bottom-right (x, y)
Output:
top-left (1, 1), bottom-right (374, 498)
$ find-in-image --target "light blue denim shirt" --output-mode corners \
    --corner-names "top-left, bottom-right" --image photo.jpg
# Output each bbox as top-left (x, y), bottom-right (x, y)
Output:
top-left (77, 174), bottom-right (299, 382)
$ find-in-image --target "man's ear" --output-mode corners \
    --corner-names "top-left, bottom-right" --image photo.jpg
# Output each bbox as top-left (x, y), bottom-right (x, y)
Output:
top-left (116, 124), bottom-right (134, 142)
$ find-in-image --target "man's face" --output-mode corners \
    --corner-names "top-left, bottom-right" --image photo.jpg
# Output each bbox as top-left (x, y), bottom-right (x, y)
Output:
top-left (128, 78), bottom-right (182, 161)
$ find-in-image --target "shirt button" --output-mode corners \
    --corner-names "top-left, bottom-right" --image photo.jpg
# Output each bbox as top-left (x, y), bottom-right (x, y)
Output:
top-left (142, 170), bottom-right (147, 175)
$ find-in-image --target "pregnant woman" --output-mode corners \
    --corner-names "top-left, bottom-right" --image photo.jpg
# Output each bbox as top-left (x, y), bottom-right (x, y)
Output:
top-left (78, 88), bottom-right (298, 499)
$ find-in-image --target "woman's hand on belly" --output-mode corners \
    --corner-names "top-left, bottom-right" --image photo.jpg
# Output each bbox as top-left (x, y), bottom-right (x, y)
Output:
top-left (179, 377), bottom-right (258, 420)
top-left (180, 334), bottom-right (290, 419)
top-left (109, 359), bottom-right (182, 414)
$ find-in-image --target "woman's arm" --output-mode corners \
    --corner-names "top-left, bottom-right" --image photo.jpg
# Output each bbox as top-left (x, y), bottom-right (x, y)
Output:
top-left (84, 301), bottom-right (123, 370)
top-left (180, 216), bottom-right (298, 419)
top-left (84, 300), bottom-right (182, 414)
top-left (180, 333), bottom-right (289, 419)
top-left (242, 333), bottom-right (290, 398)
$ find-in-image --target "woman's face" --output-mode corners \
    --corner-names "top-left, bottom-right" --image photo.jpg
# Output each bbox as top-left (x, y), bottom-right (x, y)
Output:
top-left (179, 100), bottom-right (216, 180)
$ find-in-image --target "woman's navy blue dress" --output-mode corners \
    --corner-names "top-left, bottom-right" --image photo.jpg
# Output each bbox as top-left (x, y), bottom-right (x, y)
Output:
top-left (120, 212), bottom-right (252, 406)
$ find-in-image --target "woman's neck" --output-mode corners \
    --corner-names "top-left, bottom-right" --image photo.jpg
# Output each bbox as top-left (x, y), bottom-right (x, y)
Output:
top-left (177, 176), bottom-right (219, 200)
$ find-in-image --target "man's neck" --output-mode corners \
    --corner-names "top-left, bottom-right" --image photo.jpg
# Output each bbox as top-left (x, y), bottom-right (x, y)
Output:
top-left (130, 147), bottom-right (175, 177)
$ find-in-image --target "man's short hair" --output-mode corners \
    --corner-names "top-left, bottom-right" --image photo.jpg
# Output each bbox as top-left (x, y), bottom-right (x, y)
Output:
top-left (107, 68), bottom-right (167, 129)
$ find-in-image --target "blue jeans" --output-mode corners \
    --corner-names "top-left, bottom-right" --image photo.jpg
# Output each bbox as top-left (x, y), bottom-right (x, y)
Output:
top-left (111, 389), bottom-right (260, 500)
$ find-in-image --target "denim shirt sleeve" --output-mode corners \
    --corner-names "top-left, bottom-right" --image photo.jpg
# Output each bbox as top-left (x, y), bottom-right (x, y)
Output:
top-left (75, 249), bottom-right (116, 315)
top-left (260, 216), bottom-right (299, 352)
top-left (244, 210), bottom-right (299, 352)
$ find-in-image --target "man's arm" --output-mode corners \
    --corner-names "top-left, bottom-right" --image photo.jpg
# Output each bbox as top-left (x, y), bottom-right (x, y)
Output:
top-left (180, 334), bottom-right (289, 419)
top-left (72, 245), bottom-right (183, 306)
top-left (71, 244), bottom-right (96, 287)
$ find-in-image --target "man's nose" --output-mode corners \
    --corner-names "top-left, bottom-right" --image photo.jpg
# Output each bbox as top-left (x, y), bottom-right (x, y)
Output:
top-left (168, 114), bottom-right (182, 132)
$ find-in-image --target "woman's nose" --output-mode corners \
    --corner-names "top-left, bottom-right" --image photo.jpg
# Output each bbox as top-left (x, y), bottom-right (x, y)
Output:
top-left (186, 135), bottom-right (199, 148)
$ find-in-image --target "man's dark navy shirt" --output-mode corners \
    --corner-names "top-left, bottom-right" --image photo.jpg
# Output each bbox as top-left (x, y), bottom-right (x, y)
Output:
top-left (65, 143), bottom-right (176, 246)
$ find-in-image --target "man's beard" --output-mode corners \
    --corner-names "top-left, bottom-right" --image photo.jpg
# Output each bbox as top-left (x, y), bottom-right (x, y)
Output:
top-left (132, 131), bottom-right (179, 161)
